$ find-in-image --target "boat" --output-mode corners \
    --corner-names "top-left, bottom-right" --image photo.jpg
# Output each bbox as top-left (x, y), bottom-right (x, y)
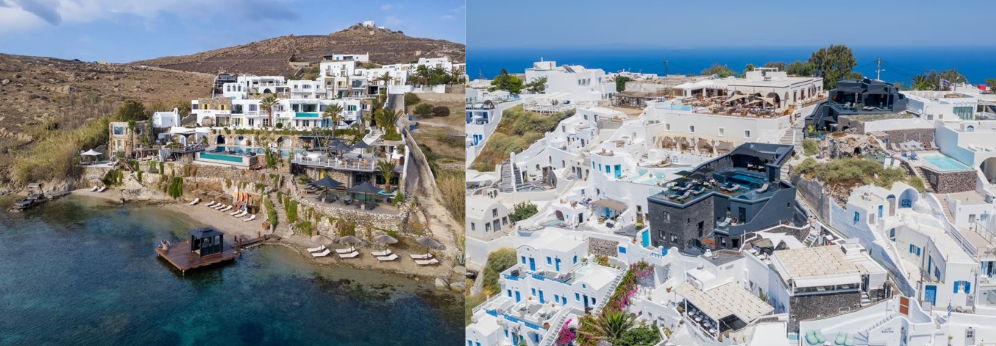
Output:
top-left (9, 194), bottom-right (47, 212)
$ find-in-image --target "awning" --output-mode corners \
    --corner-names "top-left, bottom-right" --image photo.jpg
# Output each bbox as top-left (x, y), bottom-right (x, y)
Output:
top-left (81, 149), bottom-right (102, 156)
top-left (347, 181), bottom-right (382, 194)
top-left (675, 281), bottom-right (774, 324)
top-left (592, 198), bottom-right (627, 212)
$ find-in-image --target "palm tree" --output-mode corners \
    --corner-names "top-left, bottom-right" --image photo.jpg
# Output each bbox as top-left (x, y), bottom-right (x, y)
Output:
top-left (376, 160), bottom-right (396, 192)
top-left (260, 95), bottom-right (278, 128)
top-left (380, 109), bottom-right (402, 132)
top-left (379, 72), bottom-right (392, 87)
top-left (578, 310), bottom-right (636, 344)
top-left (322, 103), bottom-right (344, 137)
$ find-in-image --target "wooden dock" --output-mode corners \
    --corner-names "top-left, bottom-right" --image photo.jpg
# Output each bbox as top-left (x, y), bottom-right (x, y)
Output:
top-left (156, 241), bottom-right (240, 274)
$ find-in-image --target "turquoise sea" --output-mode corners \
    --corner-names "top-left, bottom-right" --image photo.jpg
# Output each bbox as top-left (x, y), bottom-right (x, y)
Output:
top-left (469, 47), bottom-right (996, 85)
top-left (0, 196), bottom-right (462, 345)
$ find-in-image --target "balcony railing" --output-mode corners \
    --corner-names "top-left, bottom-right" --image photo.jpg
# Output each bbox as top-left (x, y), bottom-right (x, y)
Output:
top-left (291, 157), bottom-right (377, 171)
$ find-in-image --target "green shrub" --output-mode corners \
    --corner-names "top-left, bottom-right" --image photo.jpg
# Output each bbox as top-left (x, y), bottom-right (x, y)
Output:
top-left (413, 103), bottom-right (434, 116)
top-left (431, 106), bottom-right (450, 117)
top-left (802, 139), bottom-right (819, 156)
top-left (167, 177), bottom-right (184, 199)
top-left (509, 202), bottom-right (538, 222)
top-left (482, 248), bottom-right (517, 295)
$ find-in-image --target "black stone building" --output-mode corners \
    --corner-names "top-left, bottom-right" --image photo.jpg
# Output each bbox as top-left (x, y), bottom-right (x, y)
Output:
top-left (806, 79), bottom-right (907, 132)
top-left (647, 143), bottom-right (805, 254)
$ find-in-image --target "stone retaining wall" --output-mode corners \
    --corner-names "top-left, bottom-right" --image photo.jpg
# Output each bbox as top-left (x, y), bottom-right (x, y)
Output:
top-left (589, 238), bottom-right (619, 257)
top-left (920, 167), bottom-right (976, 193)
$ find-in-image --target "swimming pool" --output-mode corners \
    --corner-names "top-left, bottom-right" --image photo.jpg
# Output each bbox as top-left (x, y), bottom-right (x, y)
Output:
top-left (200, 152), bottom-right (245, 163)
top-left (921, 154), bottom-right (971, 171)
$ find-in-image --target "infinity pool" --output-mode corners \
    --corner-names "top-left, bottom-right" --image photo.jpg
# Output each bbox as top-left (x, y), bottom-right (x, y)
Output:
top-left (921, 154), bottom-right (971, 171)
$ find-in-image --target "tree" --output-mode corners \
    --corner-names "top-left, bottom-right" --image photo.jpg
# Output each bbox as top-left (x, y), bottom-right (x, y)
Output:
top-left (431, 106), bottom-right (450, 117)
top-left (322, 103), bottom-right (343, 137)
top-left (490, 68), bottom-right (524, 94)
top-left (525, 76), bottom-right (547, 93)
top-left (403, 92), bottom-right (420, 112)
top-left (509, 202), bottom-right (538, 222)
top-left (786, 61), bottom-right (816, 76)
top-left (614, 76), bottom-right (632, 93)
top-left (414, 103), bottom-right (434, 116)
top-left (379, 72), bottom-right (392, 86)
top-left (743, 63), bottom-right (756, 76)
top-left (114, 100), bottom-right (148, 121)
top-left (377, 160), bottom-right (396, 191)
top-left (413, 65), bottom-right (431, 86)
top-left (578, 310), bottom-right (636, 344)
top-left (987, 78), bottom-right (996, 92)
top-left (764, 61), bottom-right (786, 71)
top-left (701, 64), bottom-right (734, 78)
top-left (911, 69), bottom-right (968, 91)
top-left (260, 95), bottom-right (278, 128)
top-left (808, 44), bottom-right (857, 89)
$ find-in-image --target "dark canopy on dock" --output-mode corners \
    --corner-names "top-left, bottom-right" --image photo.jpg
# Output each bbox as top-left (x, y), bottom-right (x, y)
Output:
top-left (188, 227), bottom-right (224, 239)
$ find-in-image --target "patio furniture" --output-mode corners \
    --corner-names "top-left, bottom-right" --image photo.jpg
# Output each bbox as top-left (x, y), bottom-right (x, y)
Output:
top-left (188, 198), bottom-right (200, 205)
top-left (307, 245), bottom-right (327, 253)
top-left (338, 251), bottom-right (360, 259)
top-left (311, 249), bottom-right (331, 258)
top-left (243, 214), bottom-right (257, 222)
top-left (376, 254), bottom-right (399, 262)
top-left (415, 258), bottom-right (440, 266)
top-left (335, 246), bottom-right (357, 254)
top-left (410, 253), bottom-right (433, 260)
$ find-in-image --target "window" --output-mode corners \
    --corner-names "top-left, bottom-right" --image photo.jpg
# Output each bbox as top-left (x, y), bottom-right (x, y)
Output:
top-left (575, 293), bottom-right (581, 301)
top-left (745, 130), bottom-right (751, 138)
top-left (470, 223), bottom-right (475, 231)
top-left (618, 246), bottom-right (627, 254)
top-left (521, 256), bottom-right (526, 264)
top-left (492, 208), bottom-right (498, 217)
top-left (573, 255), bottom-right (578, 263)
top-left (689, 125), bottom-right (695, 133)
top-left (665, 124), bottom-right (671, 131)
top-left (718, 128), bottom-right (725, 136)
top-left (507, 289), bottom-right (512, 297)
top-left (547, 256), bottom-right (552, 265)
top-left (853, 211), bottom-right (860, 224)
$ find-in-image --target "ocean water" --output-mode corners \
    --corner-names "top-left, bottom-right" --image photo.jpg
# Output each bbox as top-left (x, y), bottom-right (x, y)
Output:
top-left (0, 196), bottom-right (462, 345)
top-left (468, 47), bottom-right (996, 85)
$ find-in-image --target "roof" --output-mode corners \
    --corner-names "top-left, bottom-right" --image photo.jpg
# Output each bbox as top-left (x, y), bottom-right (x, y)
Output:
top-left (575, 264), bottom-right (622, 291)
top-left (466, 196), bottom-right (502, 220)
top-left (468, 313), bottom-right (501, 336)
top-left (188, 227), bottom-right (223, 239)
top-left (770, 246), bottom-right (864, 287)
top-left (748, 322), bottom-right (791, 346)
top-left (592, 198), bottom-right (627, 212)
top-left (347, 181), bottom-right (382, 194)
top-left (526, 231), bottom-right (585, 253)
top-left (675, 281), bottom-right (774, 323)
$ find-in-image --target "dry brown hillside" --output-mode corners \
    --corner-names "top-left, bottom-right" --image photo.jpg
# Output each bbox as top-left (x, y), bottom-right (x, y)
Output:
top-left (132, 24), bottom-right (465, 75)
top-left (0, 53), bottom-right (212, 187)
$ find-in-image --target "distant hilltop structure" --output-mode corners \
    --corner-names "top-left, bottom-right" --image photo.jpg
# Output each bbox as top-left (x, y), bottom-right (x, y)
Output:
top-left (361, 20), bottom-right (386, 30)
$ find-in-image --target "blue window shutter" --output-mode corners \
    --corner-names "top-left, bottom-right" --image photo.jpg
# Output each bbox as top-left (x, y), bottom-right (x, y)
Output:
top-left (576, 293), bottom-right (581, 301)
top-left (965, 282), bottom-right (971, 294)
top-left (521, 256), bottom-right (526, 264)
top-left (954, 282), bottom-right (960, 293)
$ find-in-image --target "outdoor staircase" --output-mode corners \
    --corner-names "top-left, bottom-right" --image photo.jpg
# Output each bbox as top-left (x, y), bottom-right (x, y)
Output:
top-left (853, 313), bottom-right (896, 345)
top-left (498, 160), bottom-right (522, 193)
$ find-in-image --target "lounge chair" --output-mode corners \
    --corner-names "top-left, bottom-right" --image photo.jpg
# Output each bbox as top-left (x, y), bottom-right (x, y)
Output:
top-left (229, 208), bottom-right (242, 215)
top-left (97, 186), bottom-right (107, 192)
top-left (415, 258), bottom-right (440, 266)
top-left (211, 203), bottom-right (225, 210)
top-left (90, 186), bottom-right (99, 192)
top-left (188, 198), bottom-right (200, 205)
top-left (311, 249), bottom-right (331, 258)
top-left (220, 205), bottom-right (233, 212)
top-left (307, 245), bottom-right (327, 253)
top-left (243, 214), bottom-right (257, 222)
top-left (338, 251), bottom-right (360, 259)
top-left (335, 246), bottom-right (356, 254)
top-left (371, 249), bottom-right (392, 257)
top-left (409, 253), bottom-right (433, 260)
top-left (233, 210), bottom-right (248, 217)
top-left (205, 201), bottom-right (217, 208)
top-left (377, 254), bottom-right (399, 262)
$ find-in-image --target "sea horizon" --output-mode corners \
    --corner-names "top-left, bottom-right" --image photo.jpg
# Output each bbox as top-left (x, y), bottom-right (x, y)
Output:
top-left (468, 46), bottom-right (996, 86)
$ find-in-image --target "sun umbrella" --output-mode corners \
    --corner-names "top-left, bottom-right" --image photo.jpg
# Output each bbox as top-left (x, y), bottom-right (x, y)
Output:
top-left (415, 237), bottom-right (445, 250)
top-left (372, 234), bottom-right (398, 247)
top-left (347, 181), bottom-right (382, 203)
top-left (339, 236), bottom-right (364, 245)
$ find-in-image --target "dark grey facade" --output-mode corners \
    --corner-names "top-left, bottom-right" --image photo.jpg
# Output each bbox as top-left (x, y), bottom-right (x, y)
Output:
top-left (805, 79), bottom-right (907, 132)
top-left (647, 143), bottom-right (804, 254)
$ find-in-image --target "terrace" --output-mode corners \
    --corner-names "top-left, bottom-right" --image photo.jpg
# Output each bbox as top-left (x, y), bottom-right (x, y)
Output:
top-left (657, 168), bottom-right (778, 206)
top-left (677, 93), bottom-right (795, 118)
top-left (675, 281), bottom-right (774, 337)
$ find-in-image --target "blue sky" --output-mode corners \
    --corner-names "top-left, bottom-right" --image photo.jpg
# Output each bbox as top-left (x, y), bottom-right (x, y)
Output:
top-left (0, 0), bottom-right (465, 62)
top-left (468, 0), bottom-right (996, 50)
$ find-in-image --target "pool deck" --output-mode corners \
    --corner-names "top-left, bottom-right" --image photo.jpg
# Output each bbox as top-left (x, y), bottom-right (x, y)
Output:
top-left (156, 241), bottom-right (240, 274)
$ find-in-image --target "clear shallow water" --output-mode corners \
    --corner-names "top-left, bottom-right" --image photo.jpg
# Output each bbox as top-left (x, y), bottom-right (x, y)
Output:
top-left (0, 196), bottom-right (461, 345)
top-left (469, 47), bottom-right (996, 85)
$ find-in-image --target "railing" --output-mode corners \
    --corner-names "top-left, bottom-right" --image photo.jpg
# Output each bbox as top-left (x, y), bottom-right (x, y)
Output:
top-left (291, 157), bottom-right (376, 171)
top-left (537, 308), bottom-right (574, 346)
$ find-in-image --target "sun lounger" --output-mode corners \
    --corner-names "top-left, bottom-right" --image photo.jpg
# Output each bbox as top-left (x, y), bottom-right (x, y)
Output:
top-left (188, 198), bottom-right (200, 205)
top-left (409, 253), bottom-right (433, 260)
top-left (335, 246), bottom-right (356, 254)
top-left (376, 254), bottom-right (399, 262)
top-left (220, 205), bottom-right (233, 212)
top-left (415, 258), bottom-right (440, 266)
top-left (307, 245), bottom-right (326, 253)
top-left (243, 214), bottom-right (256, 222)
top-left (311, 249), bottom-right (331, 258)
top-left (371, 249), bottom-right (392, 257)
top-left (233, 210), bottom-right (248, 217)
top-left (205, 201), bottom-right (217, 207)
top-left (229, 208), bottom-right (242, 215)
top-left (97, 186), bottom-right (107, 192)
top-left (338, 251), bottom-right (360, 259)
top-left (90, 186), bottom-right (99, 192)
top-left (211, 203), bottom-right (224, 210)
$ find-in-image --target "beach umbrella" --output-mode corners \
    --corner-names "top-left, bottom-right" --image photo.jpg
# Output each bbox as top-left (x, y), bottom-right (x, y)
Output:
top-left (372, 234), bottom-right (398, 247)
top-left (415, 237), bottom-right (445, 250)
top-left (339, 236), bottom-right (364, 245)
top-left (347, 181), bottom-right (382, 203)
top-left (312, 176), bottom-right (343, 189)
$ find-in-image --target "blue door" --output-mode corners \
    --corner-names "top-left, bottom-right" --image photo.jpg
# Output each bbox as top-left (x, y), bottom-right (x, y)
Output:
top-left (614, 164), bottom-right (622, 178)
top-left (555, 258), bottom-right (561, 271)
top-left (514, 290), bottom-right (521, 302)
top-left (641, 230), bottom-right (651, 247)
top-left (924, 285), bottom-right (937, 305)
top-left (538, 290), bottom-right (545, 303)
top-left (528, 257), bottom-right (536, 271)
top-left (583, 294), bottom-right (589, 308)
